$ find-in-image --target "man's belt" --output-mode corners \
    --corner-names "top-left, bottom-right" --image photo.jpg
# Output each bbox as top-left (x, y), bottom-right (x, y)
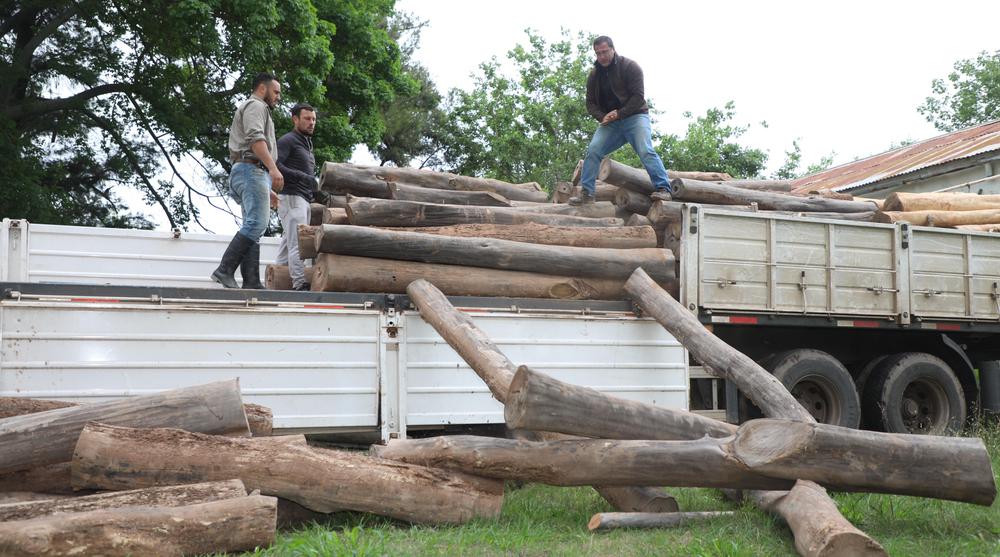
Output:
top-left (235, 158), bottom-right (266, 170)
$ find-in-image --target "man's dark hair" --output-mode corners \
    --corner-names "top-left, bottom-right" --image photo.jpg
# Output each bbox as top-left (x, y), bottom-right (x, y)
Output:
top-left (593, 36), bottom-right (614, 49)
top-left (291, 103), bottom-right (315, 118)
top-left (251, 72), bottom-right (277, 92)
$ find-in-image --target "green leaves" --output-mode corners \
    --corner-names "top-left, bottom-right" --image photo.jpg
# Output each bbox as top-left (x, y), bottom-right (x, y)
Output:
top-left (919, 50), bottom-right (1000, 132)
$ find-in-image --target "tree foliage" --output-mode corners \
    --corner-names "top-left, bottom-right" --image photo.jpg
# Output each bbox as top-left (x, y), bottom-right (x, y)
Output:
top-left (1, 0), bottom-right (409, 229)
top-left (919, 50), bottom-right (1000, 132)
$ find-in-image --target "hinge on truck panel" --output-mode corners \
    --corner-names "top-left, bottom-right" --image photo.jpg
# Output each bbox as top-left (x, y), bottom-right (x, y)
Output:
top-left (798, 271), bottom-right (808, 313)
top-left (901, 223), bottom-right (910, 249)
top-left (992, 282), bottom-right (1000, 319)
top-left (689, 206), bottom-right (699, 235)
top-left (384, 302), bottom-right (399, 338)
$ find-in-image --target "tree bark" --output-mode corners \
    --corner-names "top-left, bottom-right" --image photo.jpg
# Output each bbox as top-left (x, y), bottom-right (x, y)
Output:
top-left (0, 398), bottom-right (74, 419)
top-left (0, 463), bottom-right (74, 495)
top-left (883, 191), bottom-right (1000, 212)
top-left (388, 182), bottom-right (513, 207)
top-left (311, 254), bottom-right (628, 300)
top-left (71, 423), bottom-right (503, 525)
top-left (507, 200), bottom-right (618, 218)
top-left (672, 178), bottom-right (879, 213)
top-left (309, 203), bottom-right (326, 226)
top-left (0, 479), bottom-right (249, 522)
top-left (714, 180), bottom-right (794, 192)
top-left (588, 511), bottom-right (734, 531)
top-left (322, 207), bottom-right (349, 225)
top-left (876, 208), bottom-right (1000, 227)
top-left (626, 214), bottom-right (653, 227)
top-left (599, 159), bottom-right (733, 194)
top-left (346, 197), bottom-right (623, 228)
top-left (0, 493), bottom-right (71, 506)
top-left (614, 188), bottom-right (653, 215)
top-left (955, 223), bottom-right (1000, 232)
top-left (505, 366), bottom-right (737, 441)
top-left (378, 222), bottom-right (657, 249)
top-left (552, 181), bottom-right (617, 203)
top-left (571, 159), bottom-right (583, 187)
top-left (624, 268), bottom-right (885, 557)
top-left (319, 162), bottom-right (392, 198)
top-left (324, 194), bottom-right (349, 208)
top-left (315, 225), bottom-right (676, 283)
top-left (297, 224), bottom-right (319, 259)
top-left (0, 494), bottom-right (277, 556)
top-left (448, 175), bottom-right (548, 203)
top-left (646, 200), bottom-right (875, 226)
top-left (0, 379), bottom-right (249, 475)
top-left (320, 163), bottom-right (548, 202)
top-left (403, 279), bottom-right (680, 513)
top-left (265, 264), bottom-right (315, 290)
top-left (243, 403), bottom-right (273, 437)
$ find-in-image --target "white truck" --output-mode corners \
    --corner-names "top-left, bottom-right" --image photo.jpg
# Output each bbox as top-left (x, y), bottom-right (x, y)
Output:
top-left (2, 206), bottom-right (999, 438)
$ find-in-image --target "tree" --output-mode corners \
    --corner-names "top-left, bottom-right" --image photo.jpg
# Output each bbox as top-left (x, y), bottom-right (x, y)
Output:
top-left (919, 50), bottom-right (1000, 132)
top-left (439, 29), bottom-right (597, 188)
top-left (772, 140), bottom-right (835, 180)
top-left (1, 0), bottom-right (409, 230)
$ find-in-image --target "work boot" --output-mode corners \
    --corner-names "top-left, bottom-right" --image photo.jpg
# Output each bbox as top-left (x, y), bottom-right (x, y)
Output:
top-left (567, 191), bottom-right (595, 206)
top-left (211, 233), bottom-right (254, 289)
top-left (240, 242), bottom-right (265, 290)
top-left (650, 189), bottom-right (672, 202)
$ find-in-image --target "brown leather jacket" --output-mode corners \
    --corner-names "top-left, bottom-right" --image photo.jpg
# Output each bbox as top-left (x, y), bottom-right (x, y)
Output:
top-left (585, 54), bottom-right (649, 122)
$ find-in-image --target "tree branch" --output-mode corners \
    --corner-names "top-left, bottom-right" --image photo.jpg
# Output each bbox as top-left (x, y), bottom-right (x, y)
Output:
top-left (11, 3), bottom-right (79, 70)
top-left (4, 82), bottom-right (133, 122)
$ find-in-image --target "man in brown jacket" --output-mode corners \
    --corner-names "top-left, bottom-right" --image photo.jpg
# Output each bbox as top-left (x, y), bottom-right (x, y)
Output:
top-left (570, 36), bottom-right (672, 205)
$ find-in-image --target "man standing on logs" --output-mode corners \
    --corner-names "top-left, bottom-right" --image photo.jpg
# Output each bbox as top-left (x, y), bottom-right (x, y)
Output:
top-left (273, 102), bottom-right (317, 291)
top-left (570, 36), bottom-right (672, 206)
top-left (212, 72), bottom-right (284, 289)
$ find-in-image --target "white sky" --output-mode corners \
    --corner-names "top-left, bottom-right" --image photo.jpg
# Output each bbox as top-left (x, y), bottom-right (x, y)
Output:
top-left (142, 0), bottom-right (1000, 232)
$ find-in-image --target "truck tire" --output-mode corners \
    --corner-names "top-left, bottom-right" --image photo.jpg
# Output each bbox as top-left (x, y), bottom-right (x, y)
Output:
top-left (766, 349), bottom-right (861, 429)
top-left (862, 352), bottom-right (966, 435)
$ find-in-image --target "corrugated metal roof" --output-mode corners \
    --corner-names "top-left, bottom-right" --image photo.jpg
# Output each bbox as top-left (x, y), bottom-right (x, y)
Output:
top-left (792, 120), bottom-right (1000, 194)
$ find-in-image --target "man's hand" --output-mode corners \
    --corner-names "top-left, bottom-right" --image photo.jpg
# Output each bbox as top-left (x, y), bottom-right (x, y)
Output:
top-left (600, 110), bottom-right (619, 126)
top-left (269, 167), bottom-right (284, 193)
top-left (270, 191), bottom-right (279, 210)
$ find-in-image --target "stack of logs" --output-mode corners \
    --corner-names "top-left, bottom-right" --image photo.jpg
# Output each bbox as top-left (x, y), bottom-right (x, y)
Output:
top-left (871, 191), bottom-right (1000, 230)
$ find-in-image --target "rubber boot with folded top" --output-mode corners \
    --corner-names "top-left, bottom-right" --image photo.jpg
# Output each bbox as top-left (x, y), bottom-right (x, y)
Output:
top-left (240, 242), bottom-right (265, 290)
top-left (211, 232), bottom-right (254, 289)
top-left (567, 191), bottom-right (595, 206)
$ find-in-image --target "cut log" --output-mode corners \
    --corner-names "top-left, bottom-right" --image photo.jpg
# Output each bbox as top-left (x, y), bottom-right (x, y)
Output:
top-left (265, 264), bottom-right (315, 290)
top-left (71, 423), bottom-right (503, 525)
top-left (0, 379), bottom-right (248, 475)
top-left (318, 163), bottom-right (391, 198)
top-left (876, 208), bottom-right (1000, 227)
top-left (243, 403), bottom-right (273, 437)
top-left (308, 203), bottom-right (326, 226)
top-left (404, 279), bottom-right (679, 513)
top-left (624, 268), bottom-right (885, 557)
top-left (626, 214), bottom-right (653, 227)
top-left (571, 159), bottom-right (583, 187)
top-left (0, 398), bottom-right (74, 419)
top-left (322, 207), bottom-right (349, 225)
top-left (0, 493), bottom-right (70, 506)
top-left (320, 163), bottom-right (547, 202)
top-left (715, 180), bottom-right (794, 192)
top-left (508, 201), bottom-right (618, 219)
top-left (315, 225), bottom-right (676, 283)
top-left (448, 175), bottom-right (547, 203)
top-left (646, 200), bottom-right (685, 227)
top-left (325, 194), bottom-right (349, 208)
top-left (553, 181), bottom-right (618, 203)
top-left (0, 494), bottom-right (277, 556)
top-left (0, 479), bottom-right (248, 522)
top-left (884, 191), bottom-right (1000, 212)
top-left (296, 224), bottom-right (319, 259)
top-left (552, 181), bottom-right (574, 203)
top-left (672, 178), bottom-right (879, 213)
top-left (379, 222), bottom-right (657, 249)
top-left (955, 223), bottom-right (1000, 232)
top-left (614, 188), bottom-right (653, 215)
top-left (311, 254), bottom-right (627, 300)
top-left (599, 158), bottom-right (733, 194)
top-left (0, 462), bottom-right (74, 494)
top-left (505, 366), bottom-right (737, 440)
top-left (346, 197), bottom-right (623, 228)
top-left (388, 182), bottom-right (512, 207)
top-left (588, 511), bottom-right (734, 532)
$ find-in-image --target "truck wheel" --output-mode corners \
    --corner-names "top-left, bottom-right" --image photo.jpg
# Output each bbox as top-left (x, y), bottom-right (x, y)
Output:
top-left (766, 349), bottom-right (861, 428)
top-left (862, 352), bottom-right (966, 435)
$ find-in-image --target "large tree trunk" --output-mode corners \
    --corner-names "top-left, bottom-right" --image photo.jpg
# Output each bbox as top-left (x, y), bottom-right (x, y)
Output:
top-left (599, 159), bottom-right (733, 194)
top-left (672, 178), bottom-right (879, 213)
top-left (319, 163), bottom-right (392, 198)
top-left (0, 398), bottom-right (75, 419)
top-left (875, 208), bottom-right (1000, 227)
top-left (346, 197), bottom-right (623, 228)
top-left (311, 254), bottom-right (627, 300)
top-left (714, 180), bottom-right (794, 192)
top-left (297, 224), bottom-right (319, 259)
top-left (315, 225), bottom-right (676, 283)
top-left (388, 182), bottom-right (512, 207)
top-left (0, 493), bottom-right (71, 506)
top-left (71, 423), bottom-right (503, 525)
top-left (0, 494), bottom-right (277, 556)
top-left (448, 175), bottom-right (548, 202)
top-left (320, 163), bottom-right (548, 202)
top-left (552, 181), bottom-right (619, 203)
top-left (0, 379), bottom-right (248, 475)
top-left (588, 511), bottom-right (734, 532)
top-left (379, 222), bottom-right (657, 249)
top-left (883, 191), bottom-right (1000, 212)
top-left (0, 463), bottom-right (74, 495)
top-left (265, 264), bottom-right (314, 291)
top-left (403, 279), bottom-right (680, 513)
top-left (0, 479), bottom-right (249, 522)
top-left (322, 207), bottom-right (349, 225)
top-left (624, 268), bottom-right (885, 557)
top-left (507, 201), bottom-right (618, 218)
top-left (614, 188), bottom-right (653, 215)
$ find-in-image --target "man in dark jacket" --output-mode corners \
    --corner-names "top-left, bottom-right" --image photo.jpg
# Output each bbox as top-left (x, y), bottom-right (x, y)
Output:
top-left (570, 36), bottom-right (672, 205)
top-left (274, 102), bottom-right (317, 291)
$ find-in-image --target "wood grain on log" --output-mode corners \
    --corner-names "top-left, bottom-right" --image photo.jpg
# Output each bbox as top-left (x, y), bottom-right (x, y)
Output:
top-left (309, 203), bottom-right (326, 226)
top-left (883, 191), bottom-right (1000, 212)
top-left (0, 463), bottom-right (74, 495)
top-left (876, 208), bottom-right (1000, 227)
top-left (379, 223), bottom-right (657, 249)
top-left (265, 264), bottom-right (314, 291)
top-left (320, 163), bottom-right (547, 202)
top-left (0, 380), bottom-right (249, 475)
top-left (346, 198), bottom-right (623, 228)
top-left (71, 424), bottom-right (503, 525)
top-left (599, 159), bottom-right (733, 195)
top-left (296, 224), bottom-right (319, 259)
top-left (614, 188), bottom-right (653, 215)
top-left (714, 180), bottom-right (794, 192)
top-left (507, 201), bottom-right (618, 219)
top-left (322, 207), bottom-right (349, 225)
top-left (0, 494), bottom-right (277, 556)
top-left (311, 254), bottom-right (626, 300)
top-left (672, 178), bottom-right (879, 213)
top-left (388, 182), bottom-right (512, 207)
top-left (0, 479), bottom-right (248, 522)
top-left (626, 214), bottom-right (653, 227)
top-left (315, 225), bottom-right (676, 283)
top-left (588, 511), bottom-right (734, 532)
top-left (955, 223), bottom-right (1000, 232)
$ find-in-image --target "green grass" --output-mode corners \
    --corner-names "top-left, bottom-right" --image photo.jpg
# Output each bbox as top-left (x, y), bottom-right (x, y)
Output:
top-left (242, 425), bottom-right (1000, 557)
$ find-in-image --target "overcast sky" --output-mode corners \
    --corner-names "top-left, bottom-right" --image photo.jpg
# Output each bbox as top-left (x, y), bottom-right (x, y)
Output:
top-left (150, 0), bottom-right (1000, 233)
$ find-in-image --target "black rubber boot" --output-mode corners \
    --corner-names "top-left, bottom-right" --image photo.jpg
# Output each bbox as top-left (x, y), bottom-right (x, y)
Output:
top-left (211, 233), bottom-right (253, 289)
top-left (240, 242), bottom-right (264, 290)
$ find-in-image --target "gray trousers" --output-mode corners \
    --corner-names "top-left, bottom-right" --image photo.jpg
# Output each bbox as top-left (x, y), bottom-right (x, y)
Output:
top-left (275, 194), bottom-right (310, 289)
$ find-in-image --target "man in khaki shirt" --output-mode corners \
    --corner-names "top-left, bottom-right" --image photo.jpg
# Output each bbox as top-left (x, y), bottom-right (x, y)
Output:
top-left (212, 72), bottom-right (285, 289)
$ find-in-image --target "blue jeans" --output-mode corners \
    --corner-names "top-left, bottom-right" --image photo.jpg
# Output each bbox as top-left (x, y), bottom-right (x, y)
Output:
top-left (580, 113), bottom-right (671, 196)
top-left (229, 162), bottom-right (271, 241)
